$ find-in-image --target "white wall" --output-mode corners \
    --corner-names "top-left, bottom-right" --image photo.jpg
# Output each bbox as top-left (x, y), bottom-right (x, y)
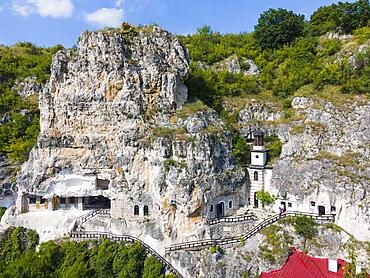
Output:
top-left (45, 173), bottom-right (97, 198)
top-left (263, 168), bottom-right (273, 192)
top-left (251, 151), bottom-right (267, 166)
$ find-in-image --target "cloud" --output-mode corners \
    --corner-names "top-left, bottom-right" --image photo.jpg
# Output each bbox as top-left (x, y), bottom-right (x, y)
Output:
top-left (11, 1), bottom-right (33, 16)
top-left (11, 0), bottom-right (73, 18)
top-left (0, 6), bottom-right (3, 13)
top-left (85, 8), bottom-right (124, 27)
top-left (116, 0), bottom-right (125, 8)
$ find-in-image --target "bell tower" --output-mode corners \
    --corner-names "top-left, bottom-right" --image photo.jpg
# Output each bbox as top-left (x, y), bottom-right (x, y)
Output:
top-left (251, 129), bottom-right (268, 167)
top-left (248, 129), bottom-right (270, 208)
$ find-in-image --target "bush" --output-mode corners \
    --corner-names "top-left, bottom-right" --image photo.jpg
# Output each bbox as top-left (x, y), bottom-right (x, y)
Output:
top-left (185, 64), bottom-right (260, 112)
top-left (293, 216), bottom-right (317, 248)
top-left (232, 134), bottom-right (251, 167)
top-left (265, 136), bottom-right (282, 161)
top-left (209, 245), bottom-right (223, 254)
top-left (256, 190), bottom-right (276, 207)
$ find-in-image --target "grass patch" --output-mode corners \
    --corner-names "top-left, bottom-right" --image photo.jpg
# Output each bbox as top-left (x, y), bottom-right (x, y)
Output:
top-left (315, 151), bottom-right (362, 168)
top-left (291, 124), bottom-right (305, 134)
top-left (323, 223), bottom-right (344, 233)
top-left (163, 159), bottom-right (187, 172)
top-left (176, 99), bottom-right (210, 119)
top-left (152, 127), bottom-right (186, 139)
top-left (202, 125), bottom-right (222, 134)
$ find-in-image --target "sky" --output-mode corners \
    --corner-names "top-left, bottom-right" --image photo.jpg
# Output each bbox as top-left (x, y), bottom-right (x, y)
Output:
top-left (0, 0), bottom-right (353, 47)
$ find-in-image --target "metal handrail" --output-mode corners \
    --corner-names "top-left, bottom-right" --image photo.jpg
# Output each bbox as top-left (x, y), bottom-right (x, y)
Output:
top-left (71, 209), bottom-right (111, 232)
top-left (206, 213), bottom-right (256, 226)
top-left (165, 211), bottom-right (335, 253)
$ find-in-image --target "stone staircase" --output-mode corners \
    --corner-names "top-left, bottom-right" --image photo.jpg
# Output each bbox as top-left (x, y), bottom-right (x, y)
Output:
top-left (165, 211), bottom-right (335, 253)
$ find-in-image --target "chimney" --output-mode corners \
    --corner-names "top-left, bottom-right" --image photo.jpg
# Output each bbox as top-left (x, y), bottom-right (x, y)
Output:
top-left (328, 258), bottom-right (339, 273)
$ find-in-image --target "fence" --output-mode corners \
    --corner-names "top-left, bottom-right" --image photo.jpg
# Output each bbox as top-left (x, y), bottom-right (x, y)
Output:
top-left (166, 211), bottom-right (335, 253)
top-left (206, 213), bottom-right (256, 226)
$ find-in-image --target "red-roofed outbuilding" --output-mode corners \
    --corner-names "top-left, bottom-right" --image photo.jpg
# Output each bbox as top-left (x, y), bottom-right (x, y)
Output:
top-left (260, 248), bottom-right (348, 278)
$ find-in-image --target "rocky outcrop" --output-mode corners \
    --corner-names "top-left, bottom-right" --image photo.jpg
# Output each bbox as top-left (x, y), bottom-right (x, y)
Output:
top-left (212, 55), bottom-right (260, 76)
top-left (196, 55), bottom-right (260, 76)
top-left (12, 76), bottom-right (43, 98)
top-left (238, 96), bottom-right (370, 241)
top-left (13, 26), bottom-right (247, 249)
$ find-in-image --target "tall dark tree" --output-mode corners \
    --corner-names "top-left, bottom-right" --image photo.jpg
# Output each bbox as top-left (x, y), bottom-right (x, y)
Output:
top-left (254, 8), bottom-right (305, 50)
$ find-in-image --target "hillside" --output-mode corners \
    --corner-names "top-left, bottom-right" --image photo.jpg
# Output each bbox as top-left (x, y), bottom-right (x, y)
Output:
top-left (0, 1), bottom-right (369, 277)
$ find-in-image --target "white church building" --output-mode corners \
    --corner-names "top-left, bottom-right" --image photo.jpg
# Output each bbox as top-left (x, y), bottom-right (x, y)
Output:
top-left (247, 129), bottom-right (335, 216)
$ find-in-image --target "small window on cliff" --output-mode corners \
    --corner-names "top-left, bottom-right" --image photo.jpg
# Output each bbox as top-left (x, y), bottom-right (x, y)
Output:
top-left (143, 205), bottom-right (149, 216)
top-left (210, 204), bottom-right (214, 213)
top-left (288, 202), bottom-right (292, 208)
top-left (310, 201), bottom-right (316, 207)
top-left (134, 205), bottom-right (139, 216)
top-left (254, 171), bottom-right (258, 181)
top-left (331, 206), bottom-right (336, 212)
top-left (97, 179), bottom-right (110, 190)
top-left (28, 196), bottom-right (36, 204)
top-left (228, 200), bottom-right (233, 209)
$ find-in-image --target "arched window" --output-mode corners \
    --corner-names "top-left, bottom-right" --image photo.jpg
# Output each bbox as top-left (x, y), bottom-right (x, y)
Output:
top-left (254, 171), bottom-right (258, 181)
top-left (134, 205), bottom-right (139, 215)
top-left (228, 200), bottom-right (233, 209)
top-left (210, 204), bottom-right (214, 213)
top-left (143, 205), bottom-right (149, 216)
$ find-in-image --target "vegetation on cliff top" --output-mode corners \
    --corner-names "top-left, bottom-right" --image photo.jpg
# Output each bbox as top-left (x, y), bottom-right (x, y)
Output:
top-left (180, 5), bottom-right (369, 115)
top-left (0, 227), bottom-right (173, 278)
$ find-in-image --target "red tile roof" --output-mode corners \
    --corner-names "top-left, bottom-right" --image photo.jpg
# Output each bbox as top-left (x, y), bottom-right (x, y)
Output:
top-left (260, 247), bottom-right (347, 278)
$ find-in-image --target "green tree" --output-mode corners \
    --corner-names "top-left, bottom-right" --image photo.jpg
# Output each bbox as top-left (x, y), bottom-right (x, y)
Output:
top-left (256, 190), bottom-right (276, 207)
top-left (142, 256), bottom-right (165, 278)
top-left (89, 239), bottom-right (118, 277)
top-left (309, 0), bottom-right (370, 35)
top-left (293, 216), bottom-right (317, 249)
top-left (254, 8), bottom-right (305, 50)
top-left (232, 135), bottom-right (251, 166)
top-left (265, 136), bottom-right (282, 161)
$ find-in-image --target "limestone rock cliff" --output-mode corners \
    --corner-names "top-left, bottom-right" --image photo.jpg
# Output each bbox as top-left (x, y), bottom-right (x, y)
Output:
top-left (14, 26), bottom-right (247, 246)
top-left (238, 96), bottom-right (370, 241)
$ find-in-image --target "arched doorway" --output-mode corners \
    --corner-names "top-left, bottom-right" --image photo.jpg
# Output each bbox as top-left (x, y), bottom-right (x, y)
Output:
top-left (216, 202), bottom-right (224, 218)
top-left (254, 192), bottom-right (258, 208)
top-left (318, 205), bottom-right (325, 216)
top-left (134, 205), bottom-right (139, 215)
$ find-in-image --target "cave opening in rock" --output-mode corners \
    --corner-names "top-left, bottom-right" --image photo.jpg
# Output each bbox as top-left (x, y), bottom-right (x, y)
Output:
top-left (82, 196), bottom-right (111, 210)
top-left (318, 205), bottom-right (325, 216)
top-left (216, 202), bottom-right (224, 218)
